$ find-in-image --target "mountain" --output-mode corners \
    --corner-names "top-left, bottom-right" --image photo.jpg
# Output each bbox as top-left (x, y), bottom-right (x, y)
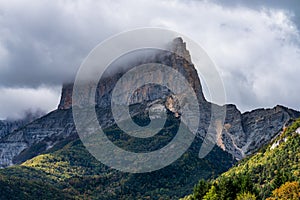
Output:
top-left (184, 118), bottom-right (300, 200)
top-left (0, 120), bottom-right (26, 139)
top-left (58, 39), bottom-right (300, 160)
top-left (222, 104), bottom-right (299, 159)
top-left (0, 37), bottom-right (299, 199)
top-left (0, 119), bottom-right (235, 199)
top-left (0, 110), bottom-right (44, 139)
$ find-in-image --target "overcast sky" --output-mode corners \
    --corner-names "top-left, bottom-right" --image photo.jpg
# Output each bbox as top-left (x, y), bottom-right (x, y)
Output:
top-left (0, 0), bottom-right (300, 119)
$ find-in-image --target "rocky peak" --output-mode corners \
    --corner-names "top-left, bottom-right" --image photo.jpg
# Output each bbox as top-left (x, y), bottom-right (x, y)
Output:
top-left (57, 37), bottom-right (205, 110)
top-left (171, 37), bottom-right (192, 63)
top-left (58, 83), bottom-right (73, 110)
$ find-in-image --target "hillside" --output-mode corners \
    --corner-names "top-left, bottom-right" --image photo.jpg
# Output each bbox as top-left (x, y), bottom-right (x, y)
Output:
top-left (0, 117), bottom-right (235, 199)
top-left (0, 110), bottom-right (44, 139)
top-left (185, 118), bottom-right (300, 200)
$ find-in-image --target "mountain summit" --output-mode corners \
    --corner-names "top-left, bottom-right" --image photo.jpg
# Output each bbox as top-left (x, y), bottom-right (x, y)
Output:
top-left (58, 37), bottom-right (205, 110)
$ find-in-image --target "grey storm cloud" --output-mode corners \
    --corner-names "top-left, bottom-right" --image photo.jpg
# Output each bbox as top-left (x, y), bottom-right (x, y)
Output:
top-left (0, 0), bottom-right (300, 119)
top-left (0, 1), bottom-right (117, 87)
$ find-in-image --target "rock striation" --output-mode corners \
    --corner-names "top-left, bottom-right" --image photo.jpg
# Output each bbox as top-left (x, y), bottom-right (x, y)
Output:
top-left (222, 104), bottom-right (299, 159)
top-left (0, 120), bottom-right (26, 139)
top-left (0, 111), bottom-right (44, 139)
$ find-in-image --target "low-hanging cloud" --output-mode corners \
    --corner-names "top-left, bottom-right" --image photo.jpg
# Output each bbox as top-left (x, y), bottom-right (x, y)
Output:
top-left (0, 0), bottom-right (299, 118)
top-left (0, 86), bottom-right (60, 119)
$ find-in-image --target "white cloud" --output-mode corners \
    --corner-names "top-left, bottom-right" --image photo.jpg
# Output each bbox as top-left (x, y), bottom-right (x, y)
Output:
top-left (0, 0), bottom-right (299, 117)
top-left (0, 86), bottom-right (60, 120)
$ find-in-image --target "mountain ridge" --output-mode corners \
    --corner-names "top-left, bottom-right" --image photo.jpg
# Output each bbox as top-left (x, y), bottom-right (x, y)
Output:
top-left (0, 37), bottom-right (299, 168)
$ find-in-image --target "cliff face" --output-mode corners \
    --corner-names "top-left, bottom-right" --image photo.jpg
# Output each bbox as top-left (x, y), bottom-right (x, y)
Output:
top-left (0, 112), bottom-right (44, 139)
top-left (0, 120), bottom-right (25, 139)
top-left (222, 104), bottom-right (299, 159)
top-left (0, 109), bottom-right (76, 167)
top-left (58, 37), bottom-right (205, 110)
top-left (0, 37), bottom-right (299, 168)
top-left (58, 83), bottom-right (73, 110)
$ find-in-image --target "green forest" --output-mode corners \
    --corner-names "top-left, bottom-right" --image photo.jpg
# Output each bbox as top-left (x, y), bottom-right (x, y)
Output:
top-left (183, 118), bottom-right (300, 200)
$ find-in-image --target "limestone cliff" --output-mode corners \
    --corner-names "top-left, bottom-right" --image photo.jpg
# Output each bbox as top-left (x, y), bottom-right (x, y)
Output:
top-left (222, 104), bottom-right (299, 159)
top-left (58, 37), bottom-right (205, 110)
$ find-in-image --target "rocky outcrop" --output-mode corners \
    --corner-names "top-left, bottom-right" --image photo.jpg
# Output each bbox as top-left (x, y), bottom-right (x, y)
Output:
top-left (0, 109), bottom-right (76, 167)
top-left (58, 38), bottom-right (205, 111)
top-left (0, 120), bottom-right (25, 139)
top-left (58, 83), bottom-right (73, 110)
top-left (0, 111), bottom-right (44, 139)
top-left (221, 104), bottom-right (299, 159)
